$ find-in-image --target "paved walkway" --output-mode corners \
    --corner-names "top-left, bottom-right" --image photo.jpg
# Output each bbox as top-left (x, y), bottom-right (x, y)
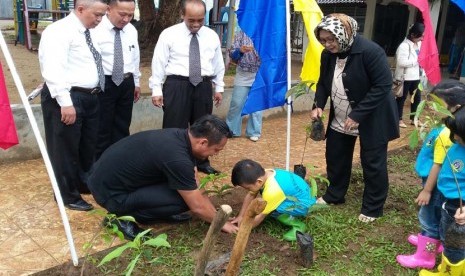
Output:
top-left (0, 111), bottom-right (413, 275)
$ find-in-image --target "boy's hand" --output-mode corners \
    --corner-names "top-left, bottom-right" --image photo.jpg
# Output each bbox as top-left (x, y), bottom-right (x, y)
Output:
top-left (222, 221), bottom-right (239, 234)
top-left (415, 190), bottom-right (432, 206)
top-left (455, 207), bottom-right (465, 225)
top-left (230, 216), bottom-right (242, 226)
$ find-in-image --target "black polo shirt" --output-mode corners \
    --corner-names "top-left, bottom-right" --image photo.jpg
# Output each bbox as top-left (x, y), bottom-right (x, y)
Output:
top-left (88, 128), bottom-right (197, 205)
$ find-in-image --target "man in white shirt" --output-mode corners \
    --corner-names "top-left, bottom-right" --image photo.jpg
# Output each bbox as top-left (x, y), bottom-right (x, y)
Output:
top-left (38, 0), bottom-right (108, 211)
top-left (93, 0), bottom-right (141, 160)
top-left (149, 0), bottom-right (225, 175)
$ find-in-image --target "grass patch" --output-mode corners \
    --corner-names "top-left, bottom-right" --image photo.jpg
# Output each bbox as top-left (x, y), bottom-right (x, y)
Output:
top-left (36, 147), bottom-right (424, 275)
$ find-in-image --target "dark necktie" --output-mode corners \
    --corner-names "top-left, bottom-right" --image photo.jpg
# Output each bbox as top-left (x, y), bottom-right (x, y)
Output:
top-left (84, 29), bottom-right (105, 89)
top-left (189, 33), bottom-right (202, 86)
top-left (112, 27), bottom-right (124, 86)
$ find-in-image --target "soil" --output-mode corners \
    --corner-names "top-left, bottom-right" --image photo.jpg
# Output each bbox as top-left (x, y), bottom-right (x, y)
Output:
top-left (32, 147), bottom-right (419, 276)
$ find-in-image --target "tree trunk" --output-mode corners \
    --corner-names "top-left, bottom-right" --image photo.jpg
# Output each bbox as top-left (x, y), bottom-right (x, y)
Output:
top-left (137, 0), bottom-right (182, 63)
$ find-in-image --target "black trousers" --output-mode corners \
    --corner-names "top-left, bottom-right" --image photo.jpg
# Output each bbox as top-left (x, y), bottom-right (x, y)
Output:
top-left (322, 128), bottom-right (389, 217)
top-left (162, 75), bottom-right (213, 128)
top-left (104, 184), bottom-right (189, 224)
top-left (162, 75), bottom-right (214, 168)
top-left (41, 84), bottom-right (100, 204)
top-left (396, 79), bottom-right (421, 121)
top-left (95, 75), bottom-right (135, 160)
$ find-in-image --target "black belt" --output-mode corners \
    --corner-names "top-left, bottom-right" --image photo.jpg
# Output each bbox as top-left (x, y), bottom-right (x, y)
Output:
top-left (166, 75), bottom-right (214, 82)
top-left (105, 73), bottom-right (133, 79)
top-left (71, 86), bottom-right (102, 94)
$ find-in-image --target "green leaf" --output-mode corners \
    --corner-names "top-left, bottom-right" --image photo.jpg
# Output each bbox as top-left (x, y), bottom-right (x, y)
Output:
top-left (117, 216), bottom-right (136, 222)
top-left (414, 100), bottom-right (426, 120)
top-left (431, 102), bottom-right (453, 118)
top-left (98, 243), bottom-right (132, 266)
top-left (317, 176), bottom-right (330, 186)
top-left (133, 228), bottom-right (153, 245)
top-left (418, 81), bottom-right (424, 91)
top-left (284, 81), bottom-right (315, 99)
top-left (124, 254), bottom-right (140, 276)
top-left (310, 178), bottom-right (318, 198)
top-left (143, 234), bottom-right (171, 248)
top-left (409, 129), bottom-right (419, 149)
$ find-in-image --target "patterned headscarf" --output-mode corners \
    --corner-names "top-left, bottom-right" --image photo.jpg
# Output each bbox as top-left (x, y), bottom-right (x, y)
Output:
top-left (314, 13), bottom-right (358, 53)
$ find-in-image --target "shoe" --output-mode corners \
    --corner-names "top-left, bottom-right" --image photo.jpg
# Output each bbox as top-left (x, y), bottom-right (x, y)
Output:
top-left (358, 214), bottom-right (376, 223)
top-left (197, 165), bottom-right (220, 175)
top-left (397, 234), bottom-right (441, 269)
top-left (166, 213), bottom-right (192, 223)
top-left (316, 197), bottom-right (327, 205)
top-left (65, 199), bottom-right (93, 211)
top-left (249, 136), bottom-right (259, 142)
top-left (408, 234), bottom-right (444, 253)
top-left (103, 218), bottom-right (149, 241)
top-left (399, 121), bottom-right (407, 128)
top-left (419, 254), bottom-right (465, 276)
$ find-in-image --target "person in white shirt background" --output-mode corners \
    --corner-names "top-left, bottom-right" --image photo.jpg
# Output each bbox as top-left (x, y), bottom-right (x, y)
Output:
top-left (93, 0), bottom-right (141, 160)
top-left (394, 22), bottom-right (425, 128)
top-left (38, 0), bottom-right (108, 211)
top-left (149, 0), bottom-right (225, 175)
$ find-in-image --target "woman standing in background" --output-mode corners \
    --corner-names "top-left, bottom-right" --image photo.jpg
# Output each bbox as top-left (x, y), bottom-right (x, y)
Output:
top-left (394, 22), bottom-right (425, 128)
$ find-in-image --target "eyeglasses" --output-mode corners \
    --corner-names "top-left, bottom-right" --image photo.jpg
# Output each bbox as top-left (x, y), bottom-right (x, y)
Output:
top-left (318, 37), bottom-right (337, 46)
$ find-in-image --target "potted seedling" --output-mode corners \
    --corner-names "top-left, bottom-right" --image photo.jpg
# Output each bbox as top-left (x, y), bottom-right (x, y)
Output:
top-left (284, 81), bottom-right (325, 179)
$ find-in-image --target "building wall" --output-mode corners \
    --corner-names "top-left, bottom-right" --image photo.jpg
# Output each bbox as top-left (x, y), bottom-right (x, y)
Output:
top-left (0, 0), bottom-right (14, 19)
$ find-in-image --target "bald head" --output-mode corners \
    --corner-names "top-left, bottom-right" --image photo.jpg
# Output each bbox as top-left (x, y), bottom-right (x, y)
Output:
top-left (181, 0), bottom-right (206, 15)
top-left (74, 0), bottom-right (108, 29)
top-left (181, 0), bottom-right (205, 33)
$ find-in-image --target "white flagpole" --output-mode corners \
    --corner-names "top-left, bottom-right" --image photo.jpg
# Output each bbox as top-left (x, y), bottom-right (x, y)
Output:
top-left (0, 31), bottom-right (79, 266)
top-left (285, 0), bottom-right (292, 171)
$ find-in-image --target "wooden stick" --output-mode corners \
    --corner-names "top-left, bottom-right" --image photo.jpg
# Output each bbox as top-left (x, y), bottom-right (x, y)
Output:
top-left (225, 198), bottom-right (267, 276)
top-left (194, 205), bottom-right (232, 276)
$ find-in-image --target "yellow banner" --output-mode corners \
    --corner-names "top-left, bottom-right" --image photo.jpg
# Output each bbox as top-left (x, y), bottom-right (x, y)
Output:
top-left (294, 0), bottom-right (324, 87)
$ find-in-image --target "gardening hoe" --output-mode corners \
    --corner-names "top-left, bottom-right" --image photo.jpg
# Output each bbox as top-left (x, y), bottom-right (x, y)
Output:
top-left (225, 198), bottom-right (267, 276)
top-left (194, 205), bottom-right (232, 276)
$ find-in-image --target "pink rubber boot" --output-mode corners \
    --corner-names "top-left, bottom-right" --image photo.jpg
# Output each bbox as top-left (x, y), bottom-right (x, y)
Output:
top-left (396, 234), bottom-right (441, 269)
top-left (408, 234), bottom-right (444, 253)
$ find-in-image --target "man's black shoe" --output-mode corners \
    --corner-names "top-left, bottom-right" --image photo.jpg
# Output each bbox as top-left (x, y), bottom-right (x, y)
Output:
top-left (166, 213), bottom-right (192, 223)
top-left (65, 199), bottom-right (94, 211)
top-left (197, 165), bottom-right (220, 175)
top-left (103, 218), bottom-right (150, 241)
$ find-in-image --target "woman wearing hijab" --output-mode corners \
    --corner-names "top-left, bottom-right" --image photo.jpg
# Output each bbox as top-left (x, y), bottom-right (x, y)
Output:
top-left (310, 14), bottom-right (399, 222)
top-left (394, 22), bottom-right (425, 128)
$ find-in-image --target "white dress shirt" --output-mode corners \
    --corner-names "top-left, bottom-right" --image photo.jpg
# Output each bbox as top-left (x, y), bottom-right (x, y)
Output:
top-left (38, 12), bottom-right (101, 107)
top-left (94, 15), bottom-right (141, 87)
top-left (149, 22), bottom-right (225, 97)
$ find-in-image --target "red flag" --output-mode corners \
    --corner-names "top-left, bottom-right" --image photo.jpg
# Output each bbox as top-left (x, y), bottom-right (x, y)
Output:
top-left (405, 0), bottom-right (441, 85)
top-left (0, 61), bottom-right (19, 149)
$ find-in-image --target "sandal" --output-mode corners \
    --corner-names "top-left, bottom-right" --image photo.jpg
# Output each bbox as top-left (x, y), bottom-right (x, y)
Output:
top-left (358, 214), bottom-right (376, 223)
top-left (316, 197), bottom-right (327, 205)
